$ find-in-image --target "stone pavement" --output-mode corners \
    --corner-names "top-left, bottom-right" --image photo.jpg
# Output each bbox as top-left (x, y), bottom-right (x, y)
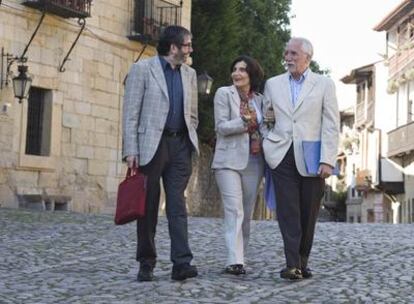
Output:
top-left (0, 208), bottom-right (413, 304)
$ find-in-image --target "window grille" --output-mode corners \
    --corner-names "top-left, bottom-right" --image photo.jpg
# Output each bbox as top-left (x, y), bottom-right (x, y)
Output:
top-left (25, 87), bottom-right (52, 156)
top-left (131, 0), bottom-right (182, 42)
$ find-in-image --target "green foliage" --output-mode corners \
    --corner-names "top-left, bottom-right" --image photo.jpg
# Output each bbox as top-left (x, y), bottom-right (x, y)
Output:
top-left (192, 1), bottom-right (332, 144)
top-left (191, 0), bottom-right (242, 143)
top-left (238, 0), bottom-right (291, 78)
top-left (331, 190), bottom-right (347, 205)
top-left (310, 60), bottom-right (330, 75)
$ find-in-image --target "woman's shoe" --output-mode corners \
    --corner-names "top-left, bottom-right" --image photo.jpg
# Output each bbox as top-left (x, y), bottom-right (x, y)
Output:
top-left (224, 264), bottom-right (246, 275)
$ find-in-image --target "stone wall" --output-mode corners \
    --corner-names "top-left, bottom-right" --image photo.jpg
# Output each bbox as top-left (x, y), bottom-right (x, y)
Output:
top-left (0, 1), bottom-right (273, 220)
top-left (186, 144), bottom-right (222, 217)
top-left (0, 0), bottom-right (192, 213)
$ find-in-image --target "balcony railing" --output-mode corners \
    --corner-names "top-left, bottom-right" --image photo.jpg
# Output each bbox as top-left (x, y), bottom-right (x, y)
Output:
top-left (387, 43), bottom-right (414, 78)
top-left (355, 102), bottom-right (365, 127)
top-left (355, 100), bottom-right (375, 128)
top-left (131, 0), bottom-right (182, 43)
top-left (22, 0), bottom-right (92, 18)
top-left (387, 121), bottom-right (414, 157)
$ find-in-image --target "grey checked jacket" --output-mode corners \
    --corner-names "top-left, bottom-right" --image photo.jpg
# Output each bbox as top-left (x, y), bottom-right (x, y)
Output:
top-left (122, 56), bottom-right (199, 166)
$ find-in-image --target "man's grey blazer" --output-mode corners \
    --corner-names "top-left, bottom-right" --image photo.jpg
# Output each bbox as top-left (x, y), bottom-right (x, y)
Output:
top-left (211, 85), bottom-right (265, 171)
top-left (262, 70), bottom-right (339, 176)
top-left (122, 56), bottom-right (199, 166)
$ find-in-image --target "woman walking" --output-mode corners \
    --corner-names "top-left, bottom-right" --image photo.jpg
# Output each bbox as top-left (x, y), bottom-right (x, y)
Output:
top-left (212, 55), bottom-right (266, 275)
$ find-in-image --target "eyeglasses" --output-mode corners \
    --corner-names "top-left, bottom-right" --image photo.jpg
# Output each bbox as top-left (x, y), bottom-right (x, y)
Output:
top-left (181, 42), bottom-right (193, 48)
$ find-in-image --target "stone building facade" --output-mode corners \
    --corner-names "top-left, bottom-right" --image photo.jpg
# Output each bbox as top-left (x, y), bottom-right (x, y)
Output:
top-left (0, 0), bottom-right (192, 213)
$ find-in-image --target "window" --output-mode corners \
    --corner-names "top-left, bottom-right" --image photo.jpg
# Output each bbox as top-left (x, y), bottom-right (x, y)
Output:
top-left (351, 188), bottom-right (362, 199)
top-left (18, 86), bottom-right (61, 171)
top-left (25, 87), bottom-right (52, 156)
top-left (408, 99), bottom-right (413, 123)
top-left (130, 0), bottom-right (182, 42)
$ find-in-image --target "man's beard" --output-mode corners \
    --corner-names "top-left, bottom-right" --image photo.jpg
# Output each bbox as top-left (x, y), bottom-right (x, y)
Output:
top-left (173, 51), bottom-right (186, 65)
top-left (285, 63), bottom-right (296, 71)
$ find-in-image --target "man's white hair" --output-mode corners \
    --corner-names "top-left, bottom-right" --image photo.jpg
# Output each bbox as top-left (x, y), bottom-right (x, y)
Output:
top-left (289, 37), bottom-right (313, 59)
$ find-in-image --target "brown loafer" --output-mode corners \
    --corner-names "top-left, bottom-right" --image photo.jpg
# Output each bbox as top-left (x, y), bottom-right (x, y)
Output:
top-left (171, 263), bottom-right (198, 281)
top-left (137, 264), bottom-right (154, 282)
top-left (280, 267), bottom-right (303, 280)
top-left (302, 267), bottom-right (313, 279)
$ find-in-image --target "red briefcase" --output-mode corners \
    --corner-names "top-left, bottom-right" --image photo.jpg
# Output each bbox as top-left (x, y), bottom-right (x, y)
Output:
top-left (114, 167), bottom-right (147, 225)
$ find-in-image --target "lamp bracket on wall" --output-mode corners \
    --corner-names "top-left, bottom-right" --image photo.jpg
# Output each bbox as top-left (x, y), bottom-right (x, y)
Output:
top-left (1, 48), bottom-right (27, 89)
top-left (59, 18), bottom-right (86, 73)
top-left (122, 42), bottom-right (148, 86)
top-left (1, 11), bottom-right (45, 86)
top-left (18, 11), bottom-right (46, 65)
top-left (1, 48), bottom-right (32, 102)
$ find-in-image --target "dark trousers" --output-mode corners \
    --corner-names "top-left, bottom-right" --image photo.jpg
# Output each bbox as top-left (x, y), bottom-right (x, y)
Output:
top-left (272, 145), bottom-right (325, 269)
top-left (137, 133), bottom-right (193, 267)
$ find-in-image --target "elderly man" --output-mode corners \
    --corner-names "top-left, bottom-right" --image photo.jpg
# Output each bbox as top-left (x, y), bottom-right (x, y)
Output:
top-left (263, 37), bottom-right (339, 280)
top-left (122, 25), bottom-right (199, 282)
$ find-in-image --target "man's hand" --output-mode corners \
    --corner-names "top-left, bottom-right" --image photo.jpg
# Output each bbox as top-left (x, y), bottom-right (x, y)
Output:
top-left (126, 155), bottom-right (139, 168)
top-left (318, 163), bottom-right (333, 179)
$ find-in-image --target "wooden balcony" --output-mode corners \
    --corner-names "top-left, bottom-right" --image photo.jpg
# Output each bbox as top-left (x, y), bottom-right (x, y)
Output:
top-left (22, 0), bottom-right (92, 19)
top-left (387, 121), bottom-right (414, 157)
top-left (388, 45), bottom-right (414, 78)
top-left (355, 100), bottom-right (375, 128)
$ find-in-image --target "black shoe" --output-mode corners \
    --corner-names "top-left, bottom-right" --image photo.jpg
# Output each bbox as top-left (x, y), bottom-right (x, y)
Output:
top-left (301, 267), bottom-right (313, 279)
top-left (224, 264), bottom-right (246, 275)
top-left (280, 267), bottom-right (303, 280)
top-left (171, 264), bottom-right (198, 281)
top-left (137, 264), bottom-right (154, 282)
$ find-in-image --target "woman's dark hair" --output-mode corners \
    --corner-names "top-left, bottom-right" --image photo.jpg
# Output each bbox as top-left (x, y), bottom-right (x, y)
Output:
top-left (157, 25), bottom-right (192, 56)
top-left (230, 55), bottom-right (264, 92)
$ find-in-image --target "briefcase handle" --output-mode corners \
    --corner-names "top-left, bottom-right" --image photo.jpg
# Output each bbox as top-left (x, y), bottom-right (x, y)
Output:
top-left (126, 159), bottom-right (141, 178)
top-left (126, 167), bottom-right (141, 178)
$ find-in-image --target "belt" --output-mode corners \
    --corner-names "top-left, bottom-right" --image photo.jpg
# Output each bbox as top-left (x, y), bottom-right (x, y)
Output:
top-left (163, 129), bottom-right (186, 137)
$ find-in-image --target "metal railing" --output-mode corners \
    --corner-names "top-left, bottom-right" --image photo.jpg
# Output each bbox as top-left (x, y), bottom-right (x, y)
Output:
top-left (134, 0), bottom-right (182, 42)
top-left (23, 0), bottom-right (92, 18)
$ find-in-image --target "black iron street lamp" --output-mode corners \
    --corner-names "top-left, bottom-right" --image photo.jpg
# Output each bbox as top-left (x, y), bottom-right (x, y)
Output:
top-left (12, 64), bottom-right (32, 103)
top-left (197, 71), bottom-right (213, 95)
top-left (1, 48), bottom-right (32, 102)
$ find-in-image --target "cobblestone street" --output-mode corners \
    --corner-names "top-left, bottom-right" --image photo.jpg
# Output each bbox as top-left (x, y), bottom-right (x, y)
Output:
top-left (0, 208), bottom-right (413, 304)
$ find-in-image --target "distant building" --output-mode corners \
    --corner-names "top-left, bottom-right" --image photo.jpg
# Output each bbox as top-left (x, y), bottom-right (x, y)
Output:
top-left (341, 61), bottom-right (403, 223)
top-left (374, 0), bottom-right (414, 223)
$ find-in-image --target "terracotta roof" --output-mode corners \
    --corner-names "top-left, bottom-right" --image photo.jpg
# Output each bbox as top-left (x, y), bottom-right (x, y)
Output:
top-left (374, 0), bottom-right (414, 31)
top-left (341, 63), bottom-right (375, 84)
